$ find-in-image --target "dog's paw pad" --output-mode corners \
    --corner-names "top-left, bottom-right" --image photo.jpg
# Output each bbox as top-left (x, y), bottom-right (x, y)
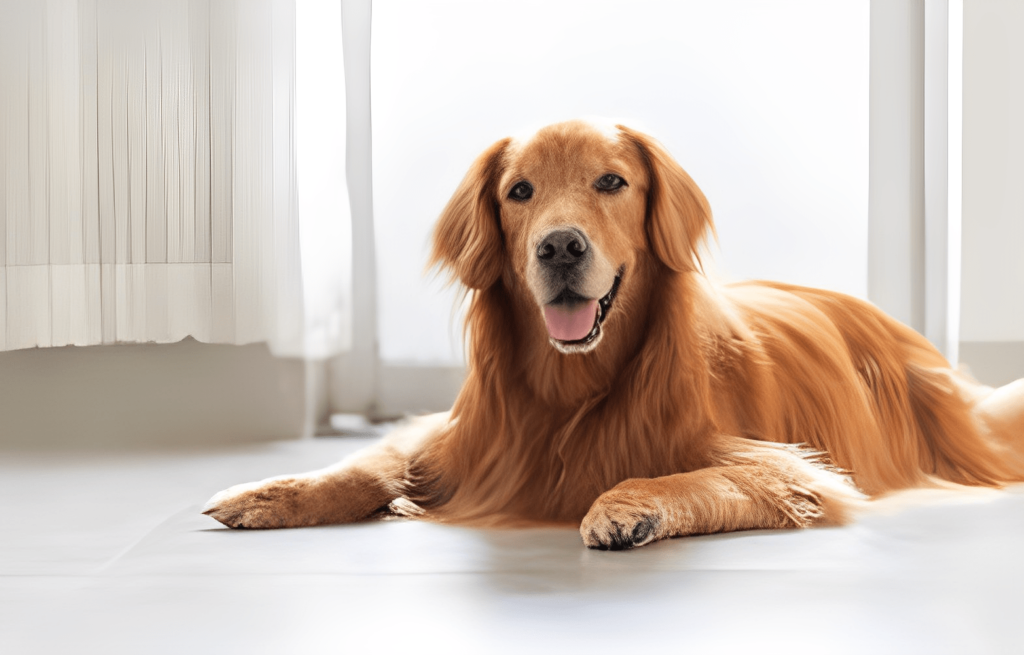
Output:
top-left (584, 516), bottom-right (661, 551)
top-left (580, 492), bottom-right (662, 550)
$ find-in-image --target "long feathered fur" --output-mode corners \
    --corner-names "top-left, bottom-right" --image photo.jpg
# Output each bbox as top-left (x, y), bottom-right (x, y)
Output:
top-left (415, 121), bottom-right (1024, 526)
top-left (204, 120), bottom-right (1024, 548)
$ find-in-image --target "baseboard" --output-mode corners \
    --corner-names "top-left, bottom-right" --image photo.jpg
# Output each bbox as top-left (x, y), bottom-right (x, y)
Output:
top-left (374, 364), bottom-right (465, 418)
top-left (0, 338), bottom-right (306, 448)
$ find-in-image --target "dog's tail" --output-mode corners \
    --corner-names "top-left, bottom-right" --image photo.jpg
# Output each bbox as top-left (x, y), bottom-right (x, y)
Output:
top-left (907, 366), bottom-right (1024, 486)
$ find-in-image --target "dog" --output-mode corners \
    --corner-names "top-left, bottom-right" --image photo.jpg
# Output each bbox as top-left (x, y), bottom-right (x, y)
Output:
top-left (204, 120), bottom-right (1024, 550)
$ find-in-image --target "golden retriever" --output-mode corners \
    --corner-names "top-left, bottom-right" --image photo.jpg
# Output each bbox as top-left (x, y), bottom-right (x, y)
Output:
top-left (204, 120), bottom-right (1024, 550)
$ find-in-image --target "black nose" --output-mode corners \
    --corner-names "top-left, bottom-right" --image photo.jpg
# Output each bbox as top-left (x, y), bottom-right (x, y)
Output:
top-left (537, 228), bottom-right (589, 265)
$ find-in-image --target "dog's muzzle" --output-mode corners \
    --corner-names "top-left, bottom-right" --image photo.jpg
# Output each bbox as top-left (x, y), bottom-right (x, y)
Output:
top-left (532, 227), bottom-right (622, 353)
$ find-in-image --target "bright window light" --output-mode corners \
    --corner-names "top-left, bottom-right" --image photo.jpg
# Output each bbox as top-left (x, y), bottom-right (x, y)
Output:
top-left (373, 0), bottom-right (869, 364)
top-left (296, 0), bottom-right (351, 358)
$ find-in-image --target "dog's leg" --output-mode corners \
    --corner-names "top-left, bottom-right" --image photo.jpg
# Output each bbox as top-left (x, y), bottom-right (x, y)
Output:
top-left (580, 438), bottom-right (863, 550)
top-left (976, 378), bottom-right (1024, 440)
top-left (202, 413), bottom-right (449, 529)
top-left (975, 378), bottom-right (1024, 472)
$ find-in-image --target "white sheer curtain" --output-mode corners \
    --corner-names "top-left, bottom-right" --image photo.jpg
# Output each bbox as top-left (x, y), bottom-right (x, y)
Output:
top-left (0, 0), bottom-right (350, 358)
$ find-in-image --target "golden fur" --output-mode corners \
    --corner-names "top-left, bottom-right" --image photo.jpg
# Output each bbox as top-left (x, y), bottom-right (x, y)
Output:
top-left (205, 120), bottom-right (1024, 550)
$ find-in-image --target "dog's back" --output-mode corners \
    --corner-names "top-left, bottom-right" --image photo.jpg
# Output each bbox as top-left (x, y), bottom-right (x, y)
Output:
top-left (718, 281), bottom-right (1024, 494)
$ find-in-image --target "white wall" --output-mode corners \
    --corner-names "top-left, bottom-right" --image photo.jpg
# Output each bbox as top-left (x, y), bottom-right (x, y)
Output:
top-left (960, 0), bottom-right (1024, 342)
top-left (868, 0), bottom-right (925, 333)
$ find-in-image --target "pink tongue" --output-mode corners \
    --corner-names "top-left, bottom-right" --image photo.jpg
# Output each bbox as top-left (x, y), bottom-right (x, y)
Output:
top-left (543, 300), bottom-right (598, 341)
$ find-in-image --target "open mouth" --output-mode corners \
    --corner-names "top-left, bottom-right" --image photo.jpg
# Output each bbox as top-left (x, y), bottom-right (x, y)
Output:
top-left (543, 266), bottom-right (624, 352)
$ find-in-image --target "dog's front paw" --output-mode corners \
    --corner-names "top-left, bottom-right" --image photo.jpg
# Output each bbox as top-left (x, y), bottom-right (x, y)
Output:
top-left (202, 477), bottom-right (315, 529)
top-left (580, 482), bottom-right (664, 550)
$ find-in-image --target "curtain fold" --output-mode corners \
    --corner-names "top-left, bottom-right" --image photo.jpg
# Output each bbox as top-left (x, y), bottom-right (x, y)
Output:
top-left (0, 0), bottom-right (348, 358)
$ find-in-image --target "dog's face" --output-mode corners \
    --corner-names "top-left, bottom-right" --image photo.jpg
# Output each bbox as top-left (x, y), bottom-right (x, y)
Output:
top-left (498, 124), bottom-right (645, 353)
top-left (431, 120), bottom-right (713, 356)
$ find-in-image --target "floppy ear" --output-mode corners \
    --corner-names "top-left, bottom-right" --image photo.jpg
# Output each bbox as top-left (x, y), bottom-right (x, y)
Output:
top-left (618, 126), bottom-right (715, 273)
top-left (429, 138), bottom-right (511, 290)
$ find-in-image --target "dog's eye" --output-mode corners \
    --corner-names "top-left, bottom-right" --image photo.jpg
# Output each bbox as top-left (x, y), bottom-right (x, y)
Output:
top-left (594, 173), bottom-right (626, 193)
top-left (509, 181), bottom-right (534, 202)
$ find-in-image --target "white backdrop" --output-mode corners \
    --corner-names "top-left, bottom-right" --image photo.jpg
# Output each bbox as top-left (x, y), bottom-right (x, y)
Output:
top-left (372, 0), bottom-right (869, 364)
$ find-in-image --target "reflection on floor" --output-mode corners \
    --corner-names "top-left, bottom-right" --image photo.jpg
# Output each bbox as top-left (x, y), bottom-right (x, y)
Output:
top-left (3, 437), bottom-right (1023, 654)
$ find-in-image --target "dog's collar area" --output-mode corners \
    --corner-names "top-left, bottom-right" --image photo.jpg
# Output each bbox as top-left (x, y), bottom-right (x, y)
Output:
top-left (550, 266), bottom-right (624, 352)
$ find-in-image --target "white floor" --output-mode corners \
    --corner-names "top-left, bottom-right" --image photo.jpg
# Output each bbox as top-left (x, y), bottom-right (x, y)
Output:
top-left (3, 436), bottom-right (1024, 655)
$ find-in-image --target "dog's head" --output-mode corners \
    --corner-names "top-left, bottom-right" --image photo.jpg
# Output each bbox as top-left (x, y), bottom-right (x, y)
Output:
top-left (431, 120), bottom-right (713, 355)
